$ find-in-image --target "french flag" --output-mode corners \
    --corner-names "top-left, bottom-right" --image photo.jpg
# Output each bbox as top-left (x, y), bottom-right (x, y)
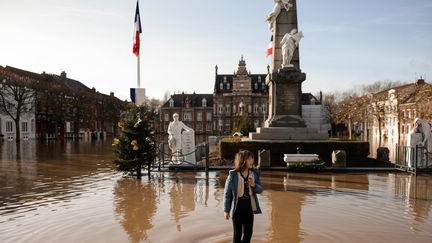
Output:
top-left (266, 35), bottom-right (273, 58)
top-left (132, 1), bottom-right (142, 56)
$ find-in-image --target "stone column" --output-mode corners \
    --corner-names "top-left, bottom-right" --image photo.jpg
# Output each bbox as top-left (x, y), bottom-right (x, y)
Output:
top-left (265, 0), bottom-right (306, 127)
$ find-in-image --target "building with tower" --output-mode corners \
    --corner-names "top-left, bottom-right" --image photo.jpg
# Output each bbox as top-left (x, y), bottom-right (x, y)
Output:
top-left (213, 56), bottom-right (269, 135)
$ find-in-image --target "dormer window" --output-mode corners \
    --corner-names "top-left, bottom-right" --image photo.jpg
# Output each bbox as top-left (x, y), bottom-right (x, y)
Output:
top-left (254, 82), bottom-right (258, 90)
top-left (202, 98), bottom-right (207, 107)
top-left (169, 99), bottom-right (174, 107)
top-left (227, 83), bottom-right (230, 89)
top-left (223, 76), bottom-right (227, 82)
top-left (258, 76), bottom-right (262, 82)
top-left (220, 82), bottom-right (223, 90)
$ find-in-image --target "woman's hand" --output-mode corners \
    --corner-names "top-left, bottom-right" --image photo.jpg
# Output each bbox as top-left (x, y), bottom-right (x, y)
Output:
top-left (224, 212), bottom-right (230, 220)
top-left (248, 176), bottom-right (255, 188)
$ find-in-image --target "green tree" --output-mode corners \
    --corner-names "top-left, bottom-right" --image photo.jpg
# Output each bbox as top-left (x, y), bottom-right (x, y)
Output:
top-left (113, 105), bottom-right (157, 179)
top-left (233, 115), bottom-right (255, 136)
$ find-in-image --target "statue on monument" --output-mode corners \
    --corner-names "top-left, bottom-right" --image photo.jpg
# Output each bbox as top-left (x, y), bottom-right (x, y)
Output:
top-left (167, 113), bottom-right (194, 159)
top-left (280, 28), bottom-right (303, 68)
top-left (266, 0), bottom-right (293, 31)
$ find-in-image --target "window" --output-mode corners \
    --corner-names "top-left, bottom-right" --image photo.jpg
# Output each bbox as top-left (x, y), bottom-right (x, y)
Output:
top-left (6, 121), bottom-right (13, 132)
top-left (206, 122), bottom-right (212, 131)
top-left (258, 76), bottom-right (262, 82)
top-left (183, 112), bottom-right (192, 121)
top-left (220, 82), bottom-right (223, 90)
top-left (261, 104), bottom-right (267, 113)
top-left (226, 104), bottom-right (231, 113)
top-left (254, 82), bottom-right (258, 90)
top-left (197, 112), bottom-right (202, 121)
top-left (413, 109), bottom-right (417, 118)
top-left (254, 104), bottom-right (258, 114)
top-left (218, 104), bottom-right (223, 114)
top-left (227, 83), bottom-right (230, 89)
top-left (21, 122), bottom-right (28, 133)
top-left (207, 111), bottom-right (212, 121)
top-left (196, 123), bottom-right (202, 131)
top-left (169, 99), bottom-right (174, 107)
top-left (202, 98), bottom-right (207, 107)
top-left (164, 113), bottom-right (169, 121)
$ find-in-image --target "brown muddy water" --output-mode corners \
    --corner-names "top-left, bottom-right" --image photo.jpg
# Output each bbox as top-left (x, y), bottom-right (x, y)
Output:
top-left (1, 141), bottom-right (432, 243)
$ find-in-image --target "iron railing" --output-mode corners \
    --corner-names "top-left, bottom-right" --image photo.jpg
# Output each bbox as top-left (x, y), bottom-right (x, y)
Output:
top-left (395, 144), bottom-right (432, 174)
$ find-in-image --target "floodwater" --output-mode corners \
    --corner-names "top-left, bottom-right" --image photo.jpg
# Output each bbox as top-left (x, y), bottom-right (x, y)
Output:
top-left (1, 141), bottom-right (432, 243)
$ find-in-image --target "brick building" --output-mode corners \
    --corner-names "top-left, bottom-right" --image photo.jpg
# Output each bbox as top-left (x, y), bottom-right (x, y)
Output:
top-left (213, 57), bottom-right (269, 135)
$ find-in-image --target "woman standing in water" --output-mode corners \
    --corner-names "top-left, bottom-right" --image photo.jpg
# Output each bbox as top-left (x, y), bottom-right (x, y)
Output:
top-left (223, 150), bottom-right (264, 243)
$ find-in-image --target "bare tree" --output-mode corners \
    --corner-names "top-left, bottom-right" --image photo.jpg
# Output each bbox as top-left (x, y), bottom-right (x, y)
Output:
top-left (0, 77), bottom-right (34, 142)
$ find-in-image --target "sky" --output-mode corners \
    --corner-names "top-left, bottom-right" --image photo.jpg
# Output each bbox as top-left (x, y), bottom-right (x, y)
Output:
top-left (0, 0), bottom-right (431, 101)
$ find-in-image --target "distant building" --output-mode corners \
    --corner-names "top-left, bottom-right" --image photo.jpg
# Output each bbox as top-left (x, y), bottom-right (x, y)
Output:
top-left (0, 65), bottom-right (125, 141)
top-left (213, 57), bottom-right (268, 135)
top-left (361, 78), bottom-right (430, 161)
top-left (159, 93), bottom-right (214, 136)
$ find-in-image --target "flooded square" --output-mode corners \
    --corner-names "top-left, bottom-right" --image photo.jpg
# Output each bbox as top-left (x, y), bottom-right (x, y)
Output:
top-left (1, 141), bottom-right (432, 242)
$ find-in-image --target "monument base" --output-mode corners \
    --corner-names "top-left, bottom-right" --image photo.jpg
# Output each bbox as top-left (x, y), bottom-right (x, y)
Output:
top-left (248, 127), bottom-right (328, 140)
top-left (265, 115), bottom-right (306, 127)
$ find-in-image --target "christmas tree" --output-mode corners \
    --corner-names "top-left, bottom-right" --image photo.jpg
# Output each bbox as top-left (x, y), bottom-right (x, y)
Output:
top-left (113, 105), bottom-right (157, 179)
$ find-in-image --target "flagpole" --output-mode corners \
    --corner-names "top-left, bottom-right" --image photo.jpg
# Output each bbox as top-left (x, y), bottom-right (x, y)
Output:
top-left (137, 49), bottom-right (141, 88)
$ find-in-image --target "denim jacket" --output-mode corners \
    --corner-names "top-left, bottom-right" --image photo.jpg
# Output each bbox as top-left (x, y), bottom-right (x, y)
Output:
top-left (223, 169), bottom-right (264, 217)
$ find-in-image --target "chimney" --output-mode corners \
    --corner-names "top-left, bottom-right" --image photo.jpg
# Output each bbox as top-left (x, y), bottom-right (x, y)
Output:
top-left (60, 71), bottom-right (67, 79)
top-left (110, 92), bottom-right (114, 97)
top-left (416, 77), bottom-right (425, 85)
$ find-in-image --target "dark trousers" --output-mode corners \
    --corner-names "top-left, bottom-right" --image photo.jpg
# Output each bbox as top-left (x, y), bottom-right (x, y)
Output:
top-left (232, 198), bottom-right (254, 243)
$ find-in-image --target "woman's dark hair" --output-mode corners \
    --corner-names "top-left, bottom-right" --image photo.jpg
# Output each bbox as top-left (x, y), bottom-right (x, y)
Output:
top-left (234, 150), bottom-right (254, 171)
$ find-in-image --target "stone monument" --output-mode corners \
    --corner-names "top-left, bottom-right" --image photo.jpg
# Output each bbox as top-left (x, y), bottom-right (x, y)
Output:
top-left (167, 113), bottom-right (196, 164)
top-left (249, 0), bottom-right (327, 140)
top-left (407, 118), bottom-right (431, 168)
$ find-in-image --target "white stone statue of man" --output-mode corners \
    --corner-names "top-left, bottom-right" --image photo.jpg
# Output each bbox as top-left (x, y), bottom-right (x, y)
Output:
top-left (167, 113), bottom-right (194, 159)
top-left (266, 0), bottom-right (293, 31)
top-left (280, 28), bottom-right (303, 68)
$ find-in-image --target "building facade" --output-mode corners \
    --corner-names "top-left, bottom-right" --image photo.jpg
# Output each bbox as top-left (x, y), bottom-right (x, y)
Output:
top-left (0, 65), bottom-right (124, 141)
top-left (366, 79), bottom-right (429, 161)
top-left (213, 57), bottom-right (269, 135)
top-left (159, 93), bottom-right (214, 137)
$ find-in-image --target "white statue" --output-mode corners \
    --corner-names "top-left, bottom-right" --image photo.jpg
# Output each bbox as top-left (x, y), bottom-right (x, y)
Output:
top-left (408, 118), bottom-right (432, 168)
top-left (266, 0), bottom-right (293, 31)
top-left (167, 113), bottom-right (194, 160)
top-left (412, 118), bottom-right (432, 151)
top-left (280, 28), bottom-right (303, 68)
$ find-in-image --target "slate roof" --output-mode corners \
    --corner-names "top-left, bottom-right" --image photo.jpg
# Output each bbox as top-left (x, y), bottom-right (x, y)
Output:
top-left (161, 93), bottom-right (213, 108)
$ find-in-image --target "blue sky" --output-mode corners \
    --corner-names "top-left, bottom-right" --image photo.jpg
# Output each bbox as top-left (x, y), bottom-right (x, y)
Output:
top-left (0, 0), bottom-right (431, 100)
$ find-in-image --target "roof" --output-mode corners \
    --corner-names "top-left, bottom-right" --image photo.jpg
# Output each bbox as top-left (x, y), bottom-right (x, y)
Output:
top-left (161, 93), bottom-right (214, 108)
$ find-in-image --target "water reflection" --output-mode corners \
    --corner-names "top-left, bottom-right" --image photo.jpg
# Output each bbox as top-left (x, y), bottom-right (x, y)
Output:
top-left (395, 174), bottom-right (432, 222)
top-left (169, 176), bottom-right (197, 232)
top-left (113, 178), bottom-right (157, 243)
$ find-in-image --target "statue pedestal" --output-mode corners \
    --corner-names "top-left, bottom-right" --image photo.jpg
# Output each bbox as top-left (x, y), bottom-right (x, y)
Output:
top-left (249, 68), bottom-right (327, 141)
top-left (266, 67), bottom-right (306, 127)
